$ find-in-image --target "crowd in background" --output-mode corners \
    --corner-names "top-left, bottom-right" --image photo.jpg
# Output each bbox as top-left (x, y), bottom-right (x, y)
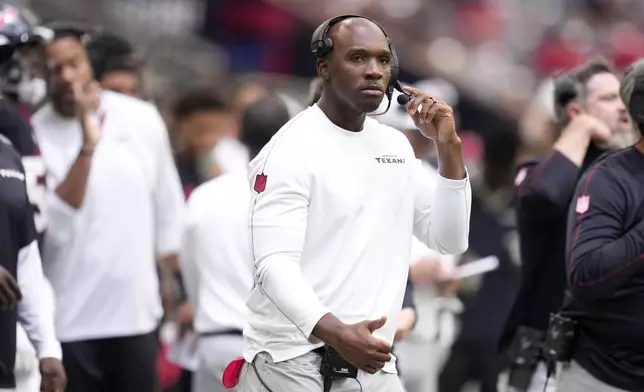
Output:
top-left (1, 0), bottom-right (643, 392)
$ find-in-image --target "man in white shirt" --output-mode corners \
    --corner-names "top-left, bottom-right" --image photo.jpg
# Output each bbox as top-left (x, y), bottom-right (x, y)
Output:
top-left (235, 15), bottom-right (471, 392)
top-left (31, 24), bottom-right (184, 392)
top-left (181, 95), bottom-right (291, 392)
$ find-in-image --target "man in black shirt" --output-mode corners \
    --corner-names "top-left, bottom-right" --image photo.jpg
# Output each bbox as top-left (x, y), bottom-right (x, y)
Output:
top-left (499, 59), bottom-right (634, 391)
top-left (556, 59), bottom-right (644, 392)
top-left (0, 136), bottom-right (66, 392)
top-left (0, 4), bottom-right (50, 236)
top-left (0, 5), bottom-right (66, 392)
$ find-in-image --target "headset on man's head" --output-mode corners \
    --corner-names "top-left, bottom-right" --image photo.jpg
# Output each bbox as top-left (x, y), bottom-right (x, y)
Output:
top-left (310, 14), bottom-right (407, 111)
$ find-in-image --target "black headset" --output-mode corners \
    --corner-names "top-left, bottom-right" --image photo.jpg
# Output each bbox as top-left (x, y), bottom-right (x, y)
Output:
top-left (310, 14), bottom-right (408, 107)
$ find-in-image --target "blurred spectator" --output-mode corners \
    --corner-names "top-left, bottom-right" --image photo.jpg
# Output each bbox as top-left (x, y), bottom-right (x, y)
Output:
top-left (208, 81), bottom-right (264, 175)
top-left (87, 32), bottom-right (144, 99)
top-left (0, 6), bottom-right (65, 392)
top-left (180, 94), bottom-right (290, 392)
top-left (167, 87), bottom-right (235, 392)
top-left (556, 58), bottom-right (644, 392)
top-left (32, 22), bottom-right (184, 392)
top-left (499, 59), bottom-right (632, 392)
top-left (171, 87), bottom-right (233, 198)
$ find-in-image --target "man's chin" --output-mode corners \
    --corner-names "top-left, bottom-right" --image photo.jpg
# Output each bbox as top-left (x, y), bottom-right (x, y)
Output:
top-left (609, 131), bottom-right (639, 149)
top-left (357, 99), bottom-right (385, 114)
top-left (52, 99), bottom-right (77, 118)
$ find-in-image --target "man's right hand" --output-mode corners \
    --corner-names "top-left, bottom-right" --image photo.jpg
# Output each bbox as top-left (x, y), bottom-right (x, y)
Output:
top-left (0, 266), bottom-right (21, 310)
top-left (313, 313), bottom-right (392, 374)
top-left (570, 114), bottom-right (611, 146)
top-left (73, 81), bottom-right (101, 147)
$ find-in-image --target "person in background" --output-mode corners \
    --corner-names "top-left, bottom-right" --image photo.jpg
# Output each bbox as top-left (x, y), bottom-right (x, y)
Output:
top-left (0, 7), bottom-right (58, 392)
top-left (0, 5), bottom-right (49, 117)
top-left (498, 59), bottom-right (633, 392)
top-left (180, 94), bottom-right (291, 392)
top-left (31, 22), bottom-right (184, 392)
top-left (209, 81), bottom-right (264, 175)
top-left (375, 87), bottom-right (462, 392)
top-left (86, 32), bottom-right (144, 99)
top-left (167, 87), bottom-right (234, 391)
top-left (556, 59), bottom-right (644, 392)
top-left (0, 135), bottom-right (66, 392)
top-left (171, 87), bottom-right (233, 197)
top-left (0, 6), bottom-right (65, 392)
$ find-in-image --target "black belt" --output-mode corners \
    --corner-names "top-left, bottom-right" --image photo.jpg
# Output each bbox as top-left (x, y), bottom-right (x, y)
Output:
top-left (313, 346), bottom-right (326, 357)
top-left (199, 328), bottom-right (243, 338)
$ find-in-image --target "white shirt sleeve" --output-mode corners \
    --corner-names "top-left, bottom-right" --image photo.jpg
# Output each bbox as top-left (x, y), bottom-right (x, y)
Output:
top-left (179, 202), bottom-right (200, 307)
top-left (45, 186), bottom-right (78, 246)
top-left (17, 240), bottom-right (62, 360)
top-left (412, 159), bottom-right (471, 255)
top-left (149, 108), bottom-right (184, 257)
top-left (249, 150), bottom-right (329, 340)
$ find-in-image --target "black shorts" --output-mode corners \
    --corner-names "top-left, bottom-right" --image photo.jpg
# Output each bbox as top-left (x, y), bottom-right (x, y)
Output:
top-left (62, 330), bottom-right (159, 392)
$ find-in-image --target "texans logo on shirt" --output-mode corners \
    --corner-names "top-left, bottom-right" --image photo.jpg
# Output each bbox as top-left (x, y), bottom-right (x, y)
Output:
top-left (576, 195), bottom-right (590, 214)
top-left (0, 168), bottom-right (24, 180)
top-left (254, 174), bottom-right (267, 193)
top-left (375, 155), bottom-right (405, 164)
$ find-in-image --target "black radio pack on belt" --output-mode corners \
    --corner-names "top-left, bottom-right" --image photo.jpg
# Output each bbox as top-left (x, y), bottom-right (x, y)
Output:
top-left (317, 345), bottom-right (358, 392)
top-left (506, 326), bottom-right (545, 391)
top-left (543, 313), bottom-right (578, 364)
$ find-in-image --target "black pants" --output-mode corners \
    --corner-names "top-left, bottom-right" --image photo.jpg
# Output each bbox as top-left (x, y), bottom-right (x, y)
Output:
top-left (439, 339), bottom-right (501, 392)
top-left (62, 330), bottom-right (159, 392)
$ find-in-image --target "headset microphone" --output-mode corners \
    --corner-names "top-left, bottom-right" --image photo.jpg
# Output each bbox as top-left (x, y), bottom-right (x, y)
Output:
top-left (397, 93), bottom-right (410, 105)
top-left (394, 80), bottom-right (412, 105)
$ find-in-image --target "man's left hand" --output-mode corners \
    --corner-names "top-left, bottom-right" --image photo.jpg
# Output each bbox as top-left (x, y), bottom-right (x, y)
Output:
top-left (40, 358), bottom-right (66, 392)
top-left (402, 86), bottom-right (459, 144)
top-left (394, 308), bottom-right (416, 342)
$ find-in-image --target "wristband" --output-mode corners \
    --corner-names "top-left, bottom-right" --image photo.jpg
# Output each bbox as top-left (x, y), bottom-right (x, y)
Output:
top-left (79, 147), bottom-right (94, 157)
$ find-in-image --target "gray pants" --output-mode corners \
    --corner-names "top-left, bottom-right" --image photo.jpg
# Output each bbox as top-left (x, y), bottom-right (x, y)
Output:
top-left (238, 351), bottom-right (405, 392)
top-left (395, 336), bottom-right (451, 392)
top-left (556, 361), bottom-right (629, 392)
top-left (192, 334), bottom-right (244, 392)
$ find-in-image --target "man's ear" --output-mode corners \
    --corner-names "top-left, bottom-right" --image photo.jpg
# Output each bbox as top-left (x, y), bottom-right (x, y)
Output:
top-left (316, 58), bottom-right (329, 80)
top-left (567, 102), bottom-right (582, 119)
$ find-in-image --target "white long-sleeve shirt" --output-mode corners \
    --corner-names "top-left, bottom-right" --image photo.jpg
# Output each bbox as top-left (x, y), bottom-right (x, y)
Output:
top-left (244, 105), bottom-right (471, 373)
top-left (180, 172), bottom-right (253, 334)
top-left (408, 162), bottom-right (460, 343)
top-left (32, 91), bottom-right (184, 342)
top-left (18, 240), bottom-right (61, 360)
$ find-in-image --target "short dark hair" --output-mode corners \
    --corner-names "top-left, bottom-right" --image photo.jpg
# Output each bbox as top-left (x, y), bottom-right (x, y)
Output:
top-left (87, 33), bottom-right (141, 81)
top-left (621, 59), bottom-right (644, 136)
top-left (171, 87), bottom-right (231, 122)
top-left (553, 59), bottom-right (614, 128)
top-left (240, 95), bottom-right (290, 157)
